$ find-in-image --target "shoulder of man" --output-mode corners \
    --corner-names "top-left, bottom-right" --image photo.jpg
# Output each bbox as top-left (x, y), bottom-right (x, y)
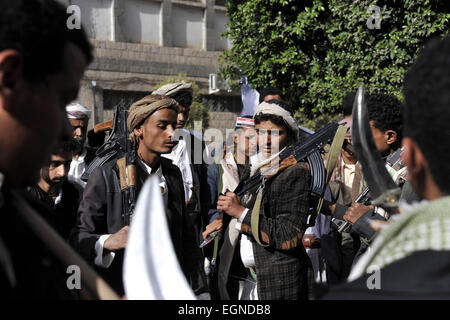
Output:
top-left (82, 154), bottom-right (122, 191)
top-left (160, 157), bottom-right (183, 179)
top-left (323, 249), bottom-right (450, 300)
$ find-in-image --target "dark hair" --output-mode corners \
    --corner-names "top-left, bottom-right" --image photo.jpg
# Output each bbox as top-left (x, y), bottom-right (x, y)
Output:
top-left (254, 100), bottom-right (298, 144)
top-left (52, 139), bottom-right (77, 155)
top-left (403, 36), bottom-right (450, 194)
top-left (259, 87), bottom-right (283, 103)
top-left (342, 92), bottom-right (356, 116)
top-left (366, 93), bottom-right (403, 150)
top-left (0, 0), bottom-right (93, 83)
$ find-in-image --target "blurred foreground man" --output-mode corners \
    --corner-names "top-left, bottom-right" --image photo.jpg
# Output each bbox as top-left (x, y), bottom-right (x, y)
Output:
top-left (0, 0), bottom-right (92, 298)
top-left (326, 36), bottom-right (450, 299)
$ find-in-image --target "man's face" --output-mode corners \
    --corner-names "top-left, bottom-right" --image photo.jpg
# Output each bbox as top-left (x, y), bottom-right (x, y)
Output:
top-left (176, 104), bottom-right (190, 129)
top-left (1, 43), bottom-right (87, 186)
top-left (370, 120), bottom-right (392, 157)
top-left (263, 94), bottom-right (281, 102)
top-left (340, 115), bottom-right (357, 163)
top-left (69, 118), bottom-right (88, 150)
top-left (234, 127), bottom-right (257, 164)
top-left (255, 120), bottom-right (289, 158)
top-left (137, 108), bottom-right (178, 155)
top-left (41, 151), bottom-right (73, 187)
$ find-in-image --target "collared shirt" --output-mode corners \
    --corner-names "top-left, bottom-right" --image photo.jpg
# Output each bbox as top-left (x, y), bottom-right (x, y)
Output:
top-left (54, 189), bottom-right (63, 206)
top-left (162, 138), bottom-right (193, 202)
top-left (68, 149), bottom-right (88, 189)
top-left (341, 162), bottom-right (356, 202)
top-left (138, 159), bottom-right (168, 207)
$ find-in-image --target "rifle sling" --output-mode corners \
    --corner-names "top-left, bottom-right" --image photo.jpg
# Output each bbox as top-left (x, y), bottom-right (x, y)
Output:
top-left (315, 125), bottom-right (348, 216)
top-left (249, 157), bottom-right (298, 247)
top-left (213, 164), bottom-right (224, 263)
top-left (250, 186), bottom-right (269, 247)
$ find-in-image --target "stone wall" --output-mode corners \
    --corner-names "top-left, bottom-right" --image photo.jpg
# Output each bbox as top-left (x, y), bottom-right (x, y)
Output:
top-left (65, 0), bottom-right (240, 136)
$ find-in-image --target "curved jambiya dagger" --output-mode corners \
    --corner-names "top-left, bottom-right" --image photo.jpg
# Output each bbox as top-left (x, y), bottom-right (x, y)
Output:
top-left (351, 84), bottom-right (401, 207)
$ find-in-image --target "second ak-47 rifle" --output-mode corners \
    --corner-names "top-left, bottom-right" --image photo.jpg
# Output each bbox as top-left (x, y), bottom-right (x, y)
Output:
top-left (81, 104), bottom-right (137, 225)
top-left (331, 186), bottom-right (370, 233)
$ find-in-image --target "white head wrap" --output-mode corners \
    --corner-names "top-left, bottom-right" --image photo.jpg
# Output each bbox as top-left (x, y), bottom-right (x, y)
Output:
top-left (66, 103), bottom-right (91, 120)
top-left (254, 101), bottom-right (299, 136)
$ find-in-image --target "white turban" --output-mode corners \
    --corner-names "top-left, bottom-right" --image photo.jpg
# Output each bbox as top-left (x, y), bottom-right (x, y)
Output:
top-left (254, 101), bottom-right (299, 136)
top-left (66, 103), bottom-right (91, 120)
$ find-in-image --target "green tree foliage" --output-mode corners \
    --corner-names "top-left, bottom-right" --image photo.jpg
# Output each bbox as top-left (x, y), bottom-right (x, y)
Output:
top-left (220, 0), bottom-right (450, 125)
top-left (154, 74), bottom-right (210, 130)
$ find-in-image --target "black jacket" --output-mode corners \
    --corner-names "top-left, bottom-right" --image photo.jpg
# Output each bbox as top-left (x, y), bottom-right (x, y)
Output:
top-left (70, 156), bottom-right (208, 296)
top-left (27, 180), bottom-right (81, 241)
top-left (323, 250), bottom-right (450, 299)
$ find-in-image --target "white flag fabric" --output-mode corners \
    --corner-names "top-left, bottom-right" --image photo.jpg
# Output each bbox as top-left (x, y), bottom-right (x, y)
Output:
top-left (240, 80), bottom-right (259, 117)
top-left (123, 176), bottom-right (196, 300)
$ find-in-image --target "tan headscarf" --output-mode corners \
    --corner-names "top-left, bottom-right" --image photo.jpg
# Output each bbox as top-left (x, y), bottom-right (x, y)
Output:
top-left (127, 94), bottom-right (179, 145)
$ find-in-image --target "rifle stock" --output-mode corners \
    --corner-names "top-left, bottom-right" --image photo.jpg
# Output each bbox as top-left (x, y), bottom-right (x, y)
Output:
top-left (94, 120), bottom-right (113, 134)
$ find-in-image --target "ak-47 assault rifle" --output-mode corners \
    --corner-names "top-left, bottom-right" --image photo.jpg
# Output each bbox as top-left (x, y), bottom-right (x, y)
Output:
top-left (331, 186), bottom-right (370, 233)
top-left (81, 104), bottom-right (137, 225)
top-left (231, 122), bottom-right (354, 227)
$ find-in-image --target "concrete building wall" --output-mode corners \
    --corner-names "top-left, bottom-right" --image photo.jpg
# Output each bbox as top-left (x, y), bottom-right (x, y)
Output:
top-left (172, 3), bottom-right (204, 49)
top-left (123, 0), bottom-right (161, 45)
top-left (72, 0), bottom-right (114, 41)
top-left (68, 0), bottom-right (240, 135)
top-left (214, 9), bottom-right (232, 51)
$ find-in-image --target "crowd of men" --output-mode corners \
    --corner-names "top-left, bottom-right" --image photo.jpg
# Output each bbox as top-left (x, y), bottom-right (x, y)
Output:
top-left (1, 0), bottom-right (450, 300)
